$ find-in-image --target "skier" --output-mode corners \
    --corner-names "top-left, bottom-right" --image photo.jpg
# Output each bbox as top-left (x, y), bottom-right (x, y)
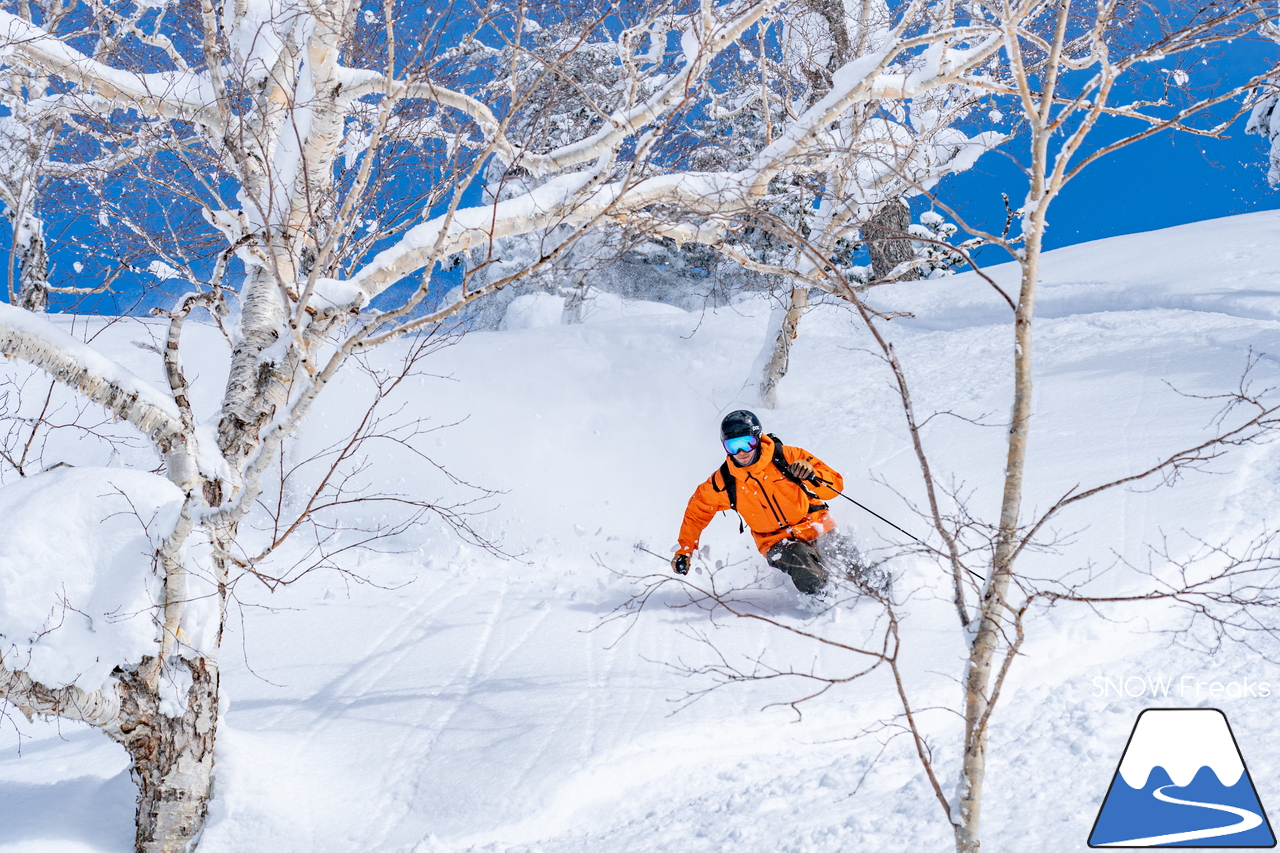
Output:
top-left (671, 410), bottom-right (859, 595)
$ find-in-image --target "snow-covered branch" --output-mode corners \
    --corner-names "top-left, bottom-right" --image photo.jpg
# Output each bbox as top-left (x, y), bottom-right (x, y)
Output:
top-left (0, 655), bottom-right (122, 727)
top-left (0, 11), bottom-right (220, 128)
top-left (0, 303), bottom-right (186, 460)
top-left (345, 29), bottom-right (1004, 300)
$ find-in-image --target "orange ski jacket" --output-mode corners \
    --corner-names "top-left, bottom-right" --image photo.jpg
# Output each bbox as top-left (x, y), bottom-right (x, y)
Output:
top-left (677, 435), bottom-right (844, 556)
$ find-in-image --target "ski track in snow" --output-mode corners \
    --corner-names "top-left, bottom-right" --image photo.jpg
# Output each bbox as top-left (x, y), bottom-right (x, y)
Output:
top-left (337, 575), bottom-right (510, 842)
top-left (5, 212), bottom-right (1280, 851)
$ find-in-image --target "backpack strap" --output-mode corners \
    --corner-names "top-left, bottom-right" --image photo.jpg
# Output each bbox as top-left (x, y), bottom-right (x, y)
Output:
top-left (767, 433), bottom-right (820, 501)
top-left (714, 461), bottom-right (736, 510)
top-left (714, 461), bottom-right (745, 533)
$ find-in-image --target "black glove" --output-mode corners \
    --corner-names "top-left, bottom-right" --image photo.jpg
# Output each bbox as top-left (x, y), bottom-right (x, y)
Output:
top-left (672, 554), bottom-right (690, 575)
top-left (788, 459), bottom-right (817, 482)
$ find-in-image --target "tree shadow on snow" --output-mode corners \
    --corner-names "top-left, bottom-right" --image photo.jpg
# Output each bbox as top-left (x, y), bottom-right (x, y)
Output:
top-left (0, 770), bottom-right (135, 850)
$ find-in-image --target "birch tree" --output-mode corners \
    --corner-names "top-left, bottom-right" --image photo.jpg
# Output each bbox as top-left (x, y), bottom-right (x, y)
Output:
top-left (1247, 14), bottom-right (1280, 184)
top-left (938, 10), bottom-right (1280, 848)
top-left (461, 0), bottom-right (1003, 404)
top-left (0, 0), bottom-right (1168, 849)
top-left (0, 0), bottom-right (158, 311)
top-left (618, 2), bottom-right (1280, 852)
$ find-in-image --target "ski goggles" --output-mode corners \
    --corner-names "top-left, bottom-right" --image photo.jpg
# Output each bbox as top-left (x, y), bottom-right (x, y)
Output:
top-left (723, 434), bottom-right (759, 455)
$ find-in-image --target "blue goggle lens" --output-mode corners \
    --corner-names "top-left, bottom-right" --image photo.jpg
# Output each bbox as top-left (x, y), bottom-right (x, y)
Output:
top-left (724, 435), bottom-right (759, 455)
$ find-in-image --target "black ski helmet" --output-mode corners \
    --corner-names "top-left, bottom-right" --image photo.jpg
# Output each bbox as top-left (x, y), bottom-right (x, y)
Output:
top-left (720, 409), bottom-right (762, 442)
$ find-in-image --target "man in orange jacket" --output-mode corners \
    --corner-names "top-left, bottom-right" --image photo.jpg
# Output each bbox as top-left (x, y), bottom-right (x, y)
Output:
top-left (672, 410), bottom-right (851, 595)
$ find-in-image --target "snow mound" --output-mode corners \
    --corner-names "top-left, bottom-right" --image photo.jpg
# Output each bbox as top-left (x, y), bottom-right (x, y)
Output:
top-left (501, 292), bottom-right (564, 330)
top-left (877, 209), bottom-right (1280, 328)
top-left (501, 289), bottom-right (685, 330)
top-left (0, 467), bottom-right (183, 692)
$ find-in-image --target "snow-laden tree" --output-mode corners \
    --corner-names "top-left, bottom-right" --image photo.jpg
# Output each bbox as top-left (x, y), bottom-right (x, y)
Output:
top-left (0, 102), bottom-right (57, 310)
top-left (618, 2), bottom-right (1280, 852)
top-left (0, 0), bottom-right (177, 312)
top-left (0, 0), bottom-right (559, 845)
top-left (459, 0), bottom-right (1003, 405)
top-left (695, 0), bottom-right (1004, 405)
top-left (0, 0), bottom-right (92, 311)
top-left (1247, 14), bottom-right (1280, 185)
top-left (0, 0), bottom-right (1190, 849)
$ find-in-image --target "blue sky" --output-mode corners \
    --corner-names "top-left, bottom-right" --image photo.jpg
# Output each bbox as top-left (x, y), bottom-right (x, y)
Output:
top-left (939, 112), bottom-right (1279, 253)
top-left (937, 35), bottom-right (1280, 252)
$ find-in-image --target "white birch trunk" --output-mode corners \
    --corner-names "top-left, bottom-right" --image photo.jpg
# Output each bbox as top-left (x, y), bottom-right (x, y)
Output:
top-left (14, 212), bottom-right (49, 312)
top-left (756, 284), bottom-right (809, 408)
top-left (954, 7), bottom-right (1064, 843)
top-left (114, 660), bottom-right (220, 853)
top-left (561, 270), bottom-right (591, 325)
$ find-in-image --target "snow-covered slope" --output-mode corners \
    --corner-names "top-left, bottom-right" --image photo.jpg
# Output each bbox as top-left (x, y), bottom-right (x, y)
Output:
top-left (5, 210), bottom-right (1280, 853)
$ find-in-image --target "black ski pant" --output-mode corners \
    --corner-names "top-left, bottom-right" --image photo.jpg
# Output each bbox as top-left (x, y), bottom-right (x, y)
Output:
top-left (765, 538), bottom-right (829, 595)
top-left (766, 533), bottom-right (875, 595)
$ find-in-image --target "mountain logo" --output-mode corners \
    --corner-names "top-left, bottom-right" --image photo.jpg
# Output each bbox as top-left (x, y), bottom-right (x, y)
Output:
top-left (1089, 708), bottom-right (1275, 847)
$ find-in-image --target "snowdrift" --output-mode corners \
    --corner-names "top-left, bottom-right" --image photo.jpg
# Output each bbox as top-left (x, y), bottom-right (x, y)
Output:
top-left (4, 210), bottom-right (1280, 853)
top-left (0, 468), bottom-right (179, 693)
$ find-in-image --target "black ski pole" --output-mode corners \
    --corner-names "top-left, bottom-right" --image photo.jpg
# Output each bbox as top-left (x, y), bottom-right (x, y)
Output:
top-left (634, 541), bottom-right (690, 575)
top-left (810, 477), bottom-right (986, 582)
top-left (811, 477), bottom-right (924, 546)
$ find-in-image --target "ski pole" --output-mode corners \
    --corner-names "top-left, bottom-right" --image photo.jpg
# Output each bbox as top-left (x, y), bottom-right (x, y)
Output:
top-left (810, 477), bottom-right (925, 546)
top-left (810, 477), bottom-right (986, 582)
top-left (634, 542), bottom-right (671, 563)
top-left (634, 541), bottom-right (689, 575)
